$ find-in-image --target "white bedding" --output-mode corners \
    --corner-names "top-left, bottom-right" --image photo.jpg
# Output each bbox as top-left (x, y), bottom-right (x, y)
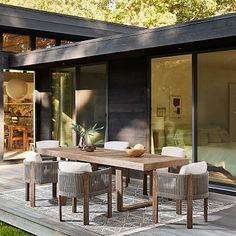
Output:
top-left (184, 142), bottom-right (236, 177)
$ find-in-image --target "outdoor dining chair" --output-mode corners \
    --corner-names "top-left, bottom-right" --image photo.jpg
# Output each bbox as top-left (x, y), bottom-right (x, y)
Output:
top-left (143, 146), bottom-right (186, 195)
top-left (152, 161), bottom-right (209, 228)
top-left (24, 151), bottom-right (58, 207)
top-left (104, 141), bottom-right (130, 187)
top-left (35, 140), bottom-right (60, 161)
top-left (161, 146), bottom-right (186, 172)
top-left (58, 161), bottom-right (112, 225)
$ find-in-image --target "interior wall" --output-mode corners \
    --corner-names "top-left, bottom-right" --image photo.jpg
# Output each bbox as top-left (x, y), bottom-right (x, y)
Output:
top-left (151, 55), bottom-right (192, 127)
top-left (198, 67), bottom-right (236, 129)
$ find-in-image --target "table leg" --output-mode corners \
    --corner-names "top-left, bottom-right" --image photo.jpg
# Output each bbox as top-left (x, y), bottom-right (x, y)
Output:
top-left (149, 171), bottom-right (153, 196)
top-left (152, 170), bottom-right (158, 223)
top-left (116, 168), bottom-right (123, 211)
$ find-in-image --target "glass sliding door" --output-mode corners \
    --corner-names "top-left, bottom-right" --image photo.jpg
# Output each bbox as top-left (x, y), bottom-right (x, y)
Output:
top-left (3, 70), bottom-right (34, 160)
top-left (198, 50), bottom-right (236, 189)
top-left (151, 55), bottom-right (192, 160)
top-left (52, 68), bottom-right (75, 147)
top-left (76, 64), bottom-right (107, 145)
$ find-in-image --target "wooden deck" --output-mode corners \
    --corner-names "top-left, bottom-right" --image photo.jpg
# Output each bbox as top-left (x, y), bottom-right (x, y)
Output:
top-left (0, 163), bottom-right (96, 236)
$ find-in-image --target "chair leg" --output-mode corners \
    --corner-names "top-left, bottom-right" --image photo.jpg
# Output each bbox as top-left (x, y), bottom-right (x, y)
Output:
top-left (25, 183), bottom-right (29, 201)
top-left (204, 198), bottom-right (208, 222)
top-left (52, 183), bottom-right (57, 198)
top-left (59, 195), bottom-right (62, 221)
top-left (187, 174), bottom-right (193, 229)
top-left (176, 200), bottom-right (182, 214)
top-left (72, 197), bottom-right (77, 213)
top-left (30, 182), bottom-right (35, 207)
top-left (83, 174), bottom-right (89, 225)
top-left (30, 162), bottom-right (36, 207)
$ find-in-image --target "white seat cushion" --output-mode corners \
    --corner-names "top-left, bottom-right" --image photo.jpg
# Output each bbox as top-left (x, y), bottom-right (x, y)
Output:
top-left (24, 151), bottom-right (42, 162)
top-left (59, 161), bottom-right (92, 173)
top-left (179, 161), bottom-right (207, 175)
top-left (161, 146), bottom-right (186, 158)
top-left (104, 141), bottom-right (129, 151)
top-left (36, 140), bottom-right (59, 149)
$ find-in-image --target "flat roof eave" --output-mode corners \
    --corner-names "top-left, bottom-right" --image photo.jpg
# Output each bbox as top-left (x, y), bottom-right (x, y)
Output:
top-left (9, 12), bottom-right (236, 69)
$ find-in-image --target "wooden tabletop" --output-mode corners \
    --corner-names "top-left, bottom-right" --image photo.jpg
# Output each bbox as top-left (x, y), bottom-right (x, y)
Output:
top-left (38, 147), bottom-right (189, 171)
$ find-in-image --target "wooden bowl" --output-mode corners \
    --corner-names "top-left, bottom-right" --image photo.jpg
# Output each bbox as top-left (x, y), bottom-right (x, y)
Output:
top-left (126, 148), bottom-right (145, 157)
top-left (84, 146), bottom-right (96, 152)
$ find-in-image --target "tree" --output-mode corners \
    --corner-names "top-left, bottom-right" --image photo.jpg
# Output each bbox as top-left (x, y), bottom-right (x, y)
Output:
top-left (0, 0), bottom-right (235, 28)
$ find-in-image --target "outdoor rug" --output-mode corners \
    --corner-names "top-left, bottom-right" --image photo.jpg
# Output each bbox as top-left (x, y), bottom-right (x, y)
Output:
top-left (0, 180), bottom-right (234, 236)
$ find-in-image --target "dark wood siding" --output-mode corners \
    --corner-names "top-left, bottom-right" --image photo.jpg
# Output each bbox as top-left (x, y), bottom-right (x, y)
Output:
top-left (35, 69), bottom-right (52, 141)
top-left (108, 57), bottom-right (148, 147)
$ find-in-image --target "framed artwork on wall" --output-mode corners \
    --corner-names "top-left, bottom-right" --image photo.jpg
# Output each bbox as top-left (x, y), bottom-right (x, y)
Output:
top-left (170, 95), bottom-right (181, 118)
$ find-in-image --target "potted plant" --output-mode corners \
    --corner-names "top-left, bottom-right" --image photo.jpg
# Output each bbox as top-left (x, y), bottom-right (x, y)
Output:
top-left (72, 123), bottom-right (104, 151)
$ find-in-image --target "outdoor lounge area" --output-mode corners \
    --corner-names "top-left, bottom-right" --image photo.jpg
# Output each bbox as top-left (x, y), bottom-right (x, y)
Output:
top-left (1, 2), bottom-right (236, 235)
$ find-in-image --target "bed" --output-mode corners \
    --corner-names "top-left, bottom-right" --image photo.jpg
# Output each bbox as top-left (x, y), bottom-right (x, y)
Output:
top-left (167, 126), bottom-right (236, 182)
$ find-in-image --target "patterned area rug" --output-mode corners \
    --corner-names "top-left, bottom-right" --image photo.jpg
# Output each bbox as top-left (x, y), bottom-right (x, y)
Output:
top-left (0, 181), bottom-right (234, 236)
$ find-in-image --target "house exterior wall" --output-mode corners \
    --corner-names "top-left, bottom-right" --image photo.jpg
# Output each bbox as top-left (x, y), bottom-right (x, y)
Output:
top-left (108, 57), bottom-right (149, 148)
top-left (34, 69), bottom-right (52, 141)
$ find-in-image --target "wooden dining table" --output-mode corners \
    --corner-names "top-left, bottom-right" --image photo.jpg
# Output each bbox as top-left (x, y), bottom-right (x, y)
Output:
top-left (38, 147), bottom-right (189, 217)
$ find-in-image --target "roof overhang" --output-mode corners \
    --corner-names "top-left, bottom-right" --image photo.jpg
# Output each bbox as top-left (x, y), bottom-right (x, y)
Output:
top-left (9, 13), bottom-right (236, 69)
top-left (0, 4), bottom-right (143, 40)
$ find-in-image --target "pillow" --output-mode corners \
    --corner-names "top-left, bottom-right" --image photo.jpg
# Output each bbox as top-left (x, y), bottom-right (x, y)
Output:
top-left (179, 161), bottom-right (207, 175)
top-left (24, 151), bottom-right (42, 162)
top-left (59, 161), bottom-right (92, 173)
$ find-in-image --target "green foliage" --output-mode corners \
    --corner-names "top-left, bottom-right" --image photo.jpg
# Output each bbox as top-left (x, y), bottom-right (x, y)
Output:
top-left (72, 123), bottom-right (104, 146)
top-left (0, 0), bottom-right (236, 27)
top-left (0, 221), bottom-right (31, 236)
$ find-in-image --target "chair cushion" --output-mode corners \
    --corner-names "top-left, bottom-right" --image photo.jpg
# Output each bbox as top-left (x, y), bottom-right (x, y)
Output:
top-left (36, 140), bottom-right (59, 148)
top-left (24, 151), bottom-right (42, 162)
top-left (104, 141), bottom-right (129, 150)
top-left (161, 146), bottom-right (186, 158)
top-left (179, 161), bottom-right (207, 175)
top-left (59, 161), bottom-right (92, 173)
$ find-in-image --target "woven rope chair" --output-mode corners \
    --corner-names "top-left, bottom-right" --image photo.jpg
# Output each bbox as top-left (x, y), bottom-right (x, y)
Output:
top-left (35, 140), bottom-right (60, 161)
top-left (143, 146), bottom-right (186, 196)
top-left (24, 161), bottom-right (58, 207)
top-left (152, 171), bottom-right (209, 228)
top-left (58, 167), bottom-right (112, 225)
